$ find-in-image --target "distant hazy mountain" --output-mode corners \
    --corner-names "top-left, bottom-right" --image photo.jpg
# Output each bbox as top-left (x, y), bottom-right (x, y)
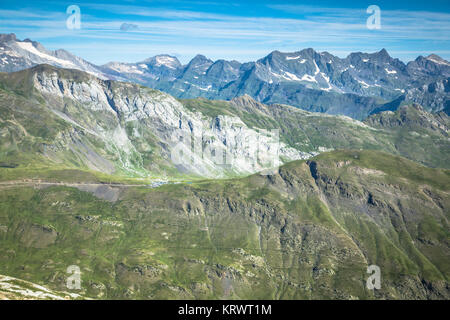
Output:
top-left (1, 33), bottom-right (449, 119)
top-left (0, 33), bottom-right (108, 79)
top-left (100, 47), bottom-right (450, 118)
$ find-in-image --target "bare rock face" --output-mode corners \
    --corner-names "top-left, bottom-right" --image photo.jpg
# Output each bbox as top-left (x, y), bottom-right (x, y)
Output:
top-left (1, 63), bottom-right (449, 179)
top-left (29, 65), bottom-right (309, 178)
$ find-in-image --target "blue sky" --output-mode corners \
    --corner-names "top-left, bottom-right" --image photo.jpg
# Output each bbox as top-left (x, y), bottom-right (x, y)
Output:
top-left (0, 0), bottom-right (449, 64)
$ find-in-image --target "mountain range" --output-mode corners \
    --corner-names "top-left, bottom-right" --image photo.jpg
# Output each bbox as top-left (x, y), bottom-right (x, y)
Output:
top-left (0, 64), bottom-right (448, 181)
top-left (0, 33), bottom-right (448, 300)
top-left (1, 33), bottom-right (449, 120)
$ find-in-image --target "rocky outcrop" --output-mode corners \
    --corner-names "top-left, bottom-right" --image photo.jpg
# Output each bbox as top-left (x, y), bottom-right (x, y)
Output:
top-left (16, 65), bottom-right (310, 177)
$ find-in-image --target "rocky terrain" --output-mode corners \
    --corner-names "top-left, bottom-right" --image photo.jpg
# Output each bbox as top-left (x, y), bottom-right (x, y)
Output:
top-left (0, 64), bottom-right (448, 183)
top-left (0, 48), bottom-right (448, 300)
top-left (0, 150), bottom-right (448, 299)
top-left (0, 65), bottom-right (310, 179)
top-left (1, 33), bottom-right (449, 119)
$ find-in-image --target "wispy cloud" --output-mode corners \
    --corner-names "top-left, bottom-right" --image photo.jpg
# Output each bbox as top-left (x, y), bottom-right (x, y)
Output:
top-left (0, 2), bottom-right (448, 64)
top-left (120, 23), bottom-right (139, 31)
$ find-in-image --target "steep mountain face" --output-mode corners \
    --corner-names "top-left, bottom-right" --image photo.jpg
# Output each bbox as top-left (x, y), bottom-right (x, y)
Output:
top-left (363, 105), bottom-right (450, 169)
top-left (407, 54), bottom-right (450, 82)
top-left (128, 48), bottom-right (450, 119)
top-left (0, 65), bottom-right (310, 179)
top-left (0, 65), bottom-right (449, 185)
top-left (403, 78), bottom-right (450, 113)
top-left (1, 34), bottom-right (449, 120)
top-left (222, 48), bottom-right (408, 99)
top-left (0, 34), bottom-right (34, 72)
top-left (0, 150), bottom-right (448, 299)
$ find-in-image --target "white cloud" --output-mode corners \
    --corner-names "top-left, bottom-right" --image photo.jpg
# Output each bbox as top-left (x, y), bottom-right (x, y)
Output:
top-left (0, 4), bottom-right (448, 64)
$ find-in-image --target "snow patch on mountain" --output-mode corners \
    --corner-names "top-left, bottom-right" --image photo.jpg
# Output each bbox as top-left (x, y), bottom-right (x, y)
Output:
top-left (283, 71), bottom-right (302, 81)
top-left (301, 74), bottom-right (317, 83)
top-left (313, 60), bottom-right (320, 75)
top-left (357, 79), bottom-right (370, 88)
top-left (15, 41), bottom-right (76, 68)
top-left (385, 68), bottom-right (397, 74)
top-left (154, 56), bottom-right (179, 69)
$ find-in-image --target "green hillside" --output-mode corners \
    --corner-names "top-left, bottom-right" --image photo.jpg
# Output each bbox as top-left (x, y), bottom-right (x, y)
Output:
top-left (0, 150), bottom-right (448, 299)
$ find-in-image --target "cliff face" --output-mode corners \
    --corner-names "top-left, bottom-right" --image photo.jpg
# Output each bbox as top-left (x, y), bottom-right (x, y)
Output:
top-left (0, 65), bottom-right (309, 179)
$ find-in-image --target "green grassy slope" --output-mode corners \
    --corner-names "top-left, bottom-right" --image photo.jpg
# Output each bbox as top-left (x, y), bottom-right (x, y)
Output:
top-left (0, 150), bottom-right (448, 299)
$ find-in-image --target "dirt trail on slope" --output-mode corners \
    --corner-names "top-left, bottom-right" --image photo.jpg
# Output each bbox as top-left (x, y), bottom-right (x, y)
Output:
top-left (0, 180), bottom-right (172, 201)
top-left (0, 180), bottom-right (143, 187)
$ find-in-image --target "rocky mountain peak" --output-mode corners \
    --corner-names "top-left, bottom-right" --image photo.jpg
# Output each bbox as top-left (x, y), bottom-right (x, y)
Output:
top-left (369, 48), bottom-right (392, 62)
top-left (298, 48), bottom-right (317, 57)
top-left (0, 33), bottom-right (17, 42)
top-left (427, 54), bottom-right (450, 66)
top-left (143, 54), bottom-right (181, 69)
top-left (189, 54), bottom-right (212, 66)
